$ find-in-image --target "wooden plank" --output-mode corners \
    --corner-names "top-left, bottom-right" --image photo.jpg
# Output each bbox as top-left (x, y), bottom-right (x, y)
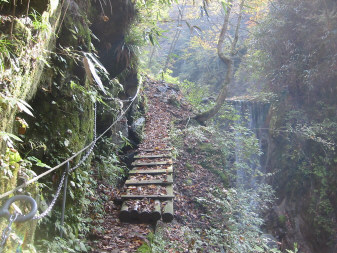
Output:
top-left (121, 195), bottom-right (174, 200)
top-left (153, 200), bottom-right (161, 221)
top-left (129, 167), bottom-right (173, 174)
top-left (125, 179), bottom-right (173, 185)
top-left (139, 209), bottom-right (151, 223)
top-left (132, 160), bottom-right (173, 166)
top-left (134, 154), bottom-right (171, 159)
top-left (162, 200), bottom-right (174, 222)
top-left (125, 175), bottom-right (173, 185)
top-left (130, 201), bottom-right (140, 217)
top-left (166, 185), bottom-right (173, 195)
top-left (139, 148), bottom-right (172, 152)
top-left (119, 202), bottom-right (130, 222)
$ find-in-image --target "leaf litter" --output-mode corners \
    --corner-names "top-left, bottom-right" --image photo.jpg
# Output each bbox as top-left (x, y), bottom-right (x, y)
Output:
top-left (89, 77), bottom-right (224, 252)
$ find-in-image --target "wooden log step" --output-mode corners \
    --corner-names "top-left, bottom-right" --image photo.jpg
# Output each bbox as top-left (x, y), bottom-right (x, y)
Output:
top-left (125, 175), bottom-right (173, 185)
top-left (139, 148), bottom-right (172, 152)
top-left (153, 200), bottom-right (161, 221)
top-left (166, 185), bottom-right (173, 196)
top-left (121, 194), bottom-right (174, 200)
top-left (119, 202), bottom-right (130, 222)
top-left (129, 167), bottom-right (173, 174)
top-left (162, 200), bottom-right (174, 222)
top-left (120, 200), bottom-right (175, 223)
top-left (119, 200), bottom-right (161, 223)
top-left (134, 154), bottom-right (171, 159)
top-left (132, 160), bottom-right (173, 166)
top-left (121, 185), bottom-right (174, 199)
top-left (139, 209), bottom-right (151, 223)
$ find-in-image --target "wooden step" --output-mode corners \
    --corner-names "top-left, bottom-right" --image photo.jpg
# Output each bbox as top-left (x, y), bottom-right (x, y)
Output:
top-left (122, 185), bottom-right (173, 200)
top-left (129, 166), bottom-right (173, 174)
top-left (119, 200), bottom-right (162, 223)
top-left (139, 148), bottom-right (172, 152)
top-left (162, 200), bottom-right (174, 222)
top-left (132, 160), bottom-right (173, 166)
top-left (125, 175), bottom-right (173, 185)
top-left (121, 194), bottom-right (174, 200)
top-left (134, 154), bottom-right (171, 159)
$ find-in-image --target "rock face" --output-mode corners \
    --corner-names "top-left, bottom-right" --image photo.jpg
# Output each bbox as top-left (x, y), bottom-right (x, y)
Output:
top-left (0, 0), bottom-right (144, 251)
top-left (0, 0), bottom-right (63, 151)
top-left (90, 0), bottom-right (136, 79)
top-left (229, 99), bottom-right (337, 252)
top-left (264, 104), bottom-right (337, 253)
top-left (130, 117), bottom-right (146, 143)
top-left (0, 1), bottom-right (63, 251)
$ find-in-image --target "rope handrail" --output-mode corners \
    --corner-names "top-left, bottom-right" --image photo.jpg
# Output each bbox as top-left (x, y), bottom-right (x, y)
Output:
top-left (0, 86), bottom-right (140, 200)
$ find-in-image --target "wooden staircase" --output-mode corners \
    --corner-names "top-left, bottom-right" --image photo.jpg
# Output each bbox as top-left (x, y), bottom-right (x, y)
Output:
top-left (119, 148), bottom-right (174, 223)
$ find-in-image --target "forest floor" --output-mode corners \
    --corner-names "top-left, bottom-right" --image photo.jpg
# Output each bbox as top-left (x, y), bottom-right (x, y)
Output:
top-left (88, 78), bottom-right (225, 252)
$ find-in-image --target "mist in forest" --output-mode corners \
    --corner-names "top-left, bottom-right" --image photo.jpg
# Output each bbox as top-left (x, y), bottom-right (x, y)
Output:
top-left (145, 0), bottom-right (337, 252)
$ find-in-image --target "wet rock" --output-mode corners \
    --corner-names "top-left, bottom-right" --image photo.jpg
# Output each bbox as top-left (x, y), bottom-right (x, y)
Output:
top-left (111, 116), bottom-right (129, 148)
top-left (130, 117), bottom-right (145, 142)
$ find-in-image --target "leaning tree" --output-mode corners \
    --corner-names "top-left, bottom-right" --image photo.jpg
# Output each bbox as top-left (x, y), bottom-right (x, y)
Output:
top-left (195, 0), bottom-right (245, 124)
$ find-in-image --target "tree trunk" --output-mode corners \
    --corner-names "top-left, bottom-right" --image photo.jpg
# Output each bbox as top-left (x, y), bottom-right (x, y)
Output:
top-left (195, 60), bottom-right (233, 123)
top-left (195, 0), bottom-right (245, 124)
top-left (163, 1), bottom-right (186, 72)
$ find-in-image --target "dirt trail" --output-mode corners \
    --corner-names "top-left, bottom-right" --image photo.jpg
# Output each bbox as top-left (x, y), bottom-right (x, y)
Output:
top-left (89, 78), bottom-right (180, 252)
top-left (89, 78), bottom-right (223, 252)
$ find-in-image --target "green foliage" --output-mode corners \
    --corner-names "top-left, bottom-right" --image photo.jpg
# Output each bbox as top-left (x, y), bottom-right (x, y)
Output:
top-left (27, 156), bottom-right (51, 168)
top-left (172, 101), bottom-right (264, 186)
top-left (278, 215), bottom-right (286, 226)
top-left (235, 0), bottom-right (337, 248)
top-left (93, 136), bottom-right (126, 185)
top-left (197, 185), bottom-right (277, 253)
top-left (0, 131), bottom-right (22, 148)
top-left (0, 92), bottom-right (34, 117)
top-left (158, 68), bottom-right (180, 84)
top-left (69, 81), bottom-right (98, 103)
top-left (0, 148), bottom-right (21, 181)
top-left (139, 186), bottom-right (281, 253)
top-left (178, 79), bottom-right (208, 110)
top-left (138, 228), bottom-right (205, 253)
top-left (0, 149), bottom-right (43, 184)
top-left (0, 35), bottom-right (12, 55)
top-left (30, 10), bottom-right (49, 31)
top-left (156, 68), bottom-right (209, 111)
top-left (286, 243), bottom-right (299, 253)
top-left (269, 104), bottom-right (337, 243)
top-left (244, 0), bottom-right (337, 103)
top-left (83, 53), bottom-right (110, 95)
top-left (39, 234), bottom-right (89, 253)
top-left (36, 168), bottom-right (95, 252)
top-left (0, 36), bottom-right (11, 72)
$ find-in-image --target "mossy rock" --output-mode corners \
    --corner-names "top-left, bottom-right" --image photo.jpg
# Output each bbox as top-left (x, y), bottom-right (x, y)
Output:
top-left (130, 116), bottom-right (145, 143)
top-left (0, 149), bottom-right (39, 252)
top-left (13, 19), bottom-right (32, 44)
